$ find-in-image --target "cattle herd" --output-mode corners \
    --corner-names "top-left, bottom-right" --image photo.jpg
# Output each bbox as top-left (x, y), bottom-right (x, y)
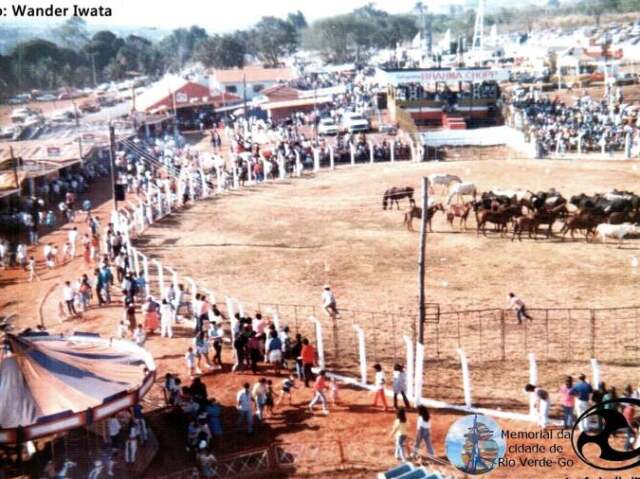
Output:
top-left (385, 178), bottom-right (640, 246)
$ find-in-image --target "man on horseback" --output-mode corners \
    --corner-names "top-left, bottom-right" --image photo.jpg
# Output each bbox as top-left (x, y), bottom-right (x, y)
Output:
top-left (322, 285), bottom-right (339, 320)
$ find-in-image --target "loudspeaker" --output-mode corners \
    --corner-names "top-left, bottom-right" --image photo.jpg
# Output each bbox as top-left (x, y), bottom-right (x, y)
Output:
top-left (115, 184), bottom-right (126, 201)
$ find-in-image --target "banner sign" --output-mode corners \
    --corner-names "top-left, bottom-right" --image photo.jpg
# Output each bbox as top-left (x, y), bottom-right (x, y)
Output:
top-left (381, 68), bottom-right (511, 85)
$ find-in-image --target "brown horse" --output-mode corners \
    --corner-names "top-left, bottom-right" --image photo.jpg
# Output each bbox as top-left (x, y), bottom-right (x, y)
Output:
top-left (560, 210), bottom-right (605, 241)
top-left (446, 202), bottom-right (473, 230)
top-left (403, 201), bottom-right (445, 232)
top-left (383, 186), bottom-right (414, 210)
top-left (476, 205), bottom-right (521, 237)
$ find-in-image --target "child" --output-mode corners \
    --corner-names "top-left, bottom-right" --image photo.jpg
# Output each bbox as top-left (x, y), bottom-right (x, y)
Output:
top-left (185, 347), bottom-right (197, 377)
top-left (27, 256), bottom-right (40, 282)
top-left (373, 363), bottom-right (389, 411)
top-left (329, 377), bottom-right (340, 406)
top-left (265, 380), bottom-right (275, 416)
top-left (117, 320), bottom-right (128, 339)
top-left (276, 374), bottom-right (297, 407)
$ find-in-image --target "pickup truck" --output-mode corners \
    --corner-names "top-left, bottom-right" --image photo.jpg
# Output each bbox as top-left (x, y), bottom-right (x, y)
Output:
top-left (341, 112), bottom-right (370, 133)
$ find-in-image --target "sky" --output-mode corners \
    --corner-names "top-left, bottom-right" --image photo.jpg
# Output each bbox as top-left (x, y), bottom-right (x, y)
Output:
top-left (4, 0), bottom-right (470, 31)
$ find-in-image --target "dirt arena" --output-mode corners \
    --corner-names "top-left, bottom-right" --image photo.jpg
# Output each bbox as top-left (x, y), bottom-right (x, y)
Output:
top-left (135, 155), bottom-right (640, 409)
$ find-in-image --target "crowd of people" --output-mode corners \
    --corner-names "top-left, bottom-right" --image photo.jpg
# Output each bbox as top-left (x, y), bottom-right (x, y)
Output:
top-left (508, 85), bottom-right (638, 156)
top-left (527, 374), bottom-right (640, 449)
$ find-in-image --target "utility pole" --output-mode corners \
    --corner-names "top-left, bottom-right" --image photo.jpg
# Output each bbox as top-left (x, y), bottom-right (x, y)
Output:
top-left (90, 52), bottom-right (97, 87)
top-left (108, 124), bottom-right (118, 210)
top-left (418, 176), bottom-right (429, 344)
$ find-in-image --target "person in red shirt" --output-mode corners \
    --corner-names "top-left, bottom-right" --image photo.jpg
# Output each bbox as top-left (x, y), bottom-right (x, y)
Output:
top-left (299, 339), bottom-right (316, 388)
top-left (308, 370), bottom-right (329, 415)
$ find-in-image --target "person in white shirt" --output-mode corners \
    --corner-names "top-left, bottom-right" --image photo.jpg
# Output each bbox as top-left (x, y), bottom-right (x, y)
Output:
top-left (107, 416), bottom-right (121, 448)
top-left (236, 383), bottom-right (254, 434)
top-left (68, 227), bottom-right (78, 257)
top-left (392, 364), bottom-right (410, 409)
top-left (509, 292), bottom-right (533, 324)
top-left (185, 347), bottom-right (197, 377)
top-left (27, 256), bottom-right (40, 282)
top-left (16, 243), bottom-right (27, 268)
top-left (525, 384), bottom-right (550, 429)
top-left (117, 320), bottom-right (127, 339)
top-left (133, 324), bottom-right (146, 348)
top-left (252, 378), bottom-right (268, 421)
top-left (62, 281), bottom-right (77, 316)
top-left (412, 405), bottom-right (435, 458)
top-left (160, 299), bottom-right (173, 338)
top-left (372, 363), bottom-right (389, 411)
top-left (43, 243), bottom-right (53, 269)
top-left (208, 322), bottom-right (224, 368)
top-left (321, 285), bottom-right (338, 320)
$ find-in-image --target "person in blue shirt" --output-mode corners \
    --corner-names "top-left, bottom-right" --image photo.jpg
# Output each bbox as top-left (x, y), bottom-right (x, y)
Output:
top-left (267, 330), bottom-right (283, 376)
top-left (570, 374), bottom-right (593, 432)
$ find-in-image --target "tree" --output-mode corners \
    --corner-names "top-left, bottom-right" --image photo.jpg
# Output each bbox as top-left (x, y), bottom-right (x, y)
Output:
top-left (287, 10), bottom-right (308, 30)
top-left (158, 26), bottom-right (208, 71)
top-left (54, 17), bottom-right (89, 50)
top-left (193, 34), bottom-right (246, 68)
top-left (85, 31), bottom-right (125, 75)
top-left (251, 17), bottom-right (298, 66)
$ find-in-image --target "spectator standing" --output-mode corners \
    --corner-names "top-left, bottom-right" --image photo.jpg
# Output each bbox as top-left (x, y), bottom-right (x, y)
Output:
top-left (252, 378), bottom-right (268, 422)
top-left (236, 383), bottom-right (254, 435)
top-left (571, 374), bottom-right (593, 432)
top-left (412, 405), bottom-right (435, 459)
top-left (133, 324), bottom-right (146, 348)
top-left (390, 407), bottom-right (408, 462)
top-left (559, 376), bottom-right (575, 428)
top-left (185, 347), bottom-right (197, 377)
top-left (160, 299), bottom-right (173, 338)
top-left (63, 281), bottom-right (77, 317)
top-left (68, 227), bottom-right (78, 257)
top-left (392, 364), bottom-right (410, 409)
top-left (373, 363), bottom-right (389, 411)
top-left (299, 339), bottom-right (316, 387)
top-left (27, 256), bottom-right (40, 282)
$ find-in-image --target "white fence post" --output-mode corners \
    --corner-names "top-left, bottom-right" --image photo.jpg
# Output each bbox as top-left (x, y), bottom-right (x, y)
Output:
top-left (369, 140), bottom-right (374, 164)
top-left (591, 358), bottom-right (601, 389)
top-left (329, 146), bottom-right (335, 170)
top-left (390, 140), bottom-right (395, 162)
top-left (457, 348), bottom-right (472, 408)
top-left (354, 325), bottom-right (367, 384)
top-left (247, 159), bottom-right (253, 184)
top-left (232, 164), bottom-right (239, 189)
top-left (350, 144), bottom-right (355, 165)
top-left (313, 148), bottom-right (320, 172)
top-left (216, 165), bottom-right (224, 192)
top-left (152, 259), bottom-right (165, 300)
top-left (295, 150), bottom-right (302, 177)
top-left (414, 342), bottom-right (424, 407)
top-left (411, 144), bottom-right (417, 162)
top-left (403, 335), bottom-right (414, 400)
top-left (277, 157), bottom-right (286, 179)
top-left (185, 276), bottom-right (197, 314)
top-left (225, 295), bottom-right (236, 320)
top-left (268, 308), bottom-right (281, 332)
top-left (131, 247), bottom-right (140, 276)
top-left (235, 299), bottom-right (245, 318)
top-left (141, 254), bottom-right (150, 298)
top-left (528, 353), bottom-right (538, 417)
top-left (309, 317), bottom-right (325, 370)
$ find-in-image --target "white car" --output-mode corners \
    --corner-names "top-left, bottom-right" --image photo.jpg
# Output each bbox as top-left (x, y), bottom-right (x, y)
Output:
top-left (341, 112), bottom-right (370, 133)
top-left (318, 117), bottom-right (339, 136)
top-left (35, 94), bottom-right (57, 102)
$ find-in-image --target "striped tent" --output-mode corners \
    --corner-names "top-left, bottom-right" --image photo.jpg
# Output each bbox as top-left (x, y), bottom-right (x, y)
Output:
top-left (0, 333), bottom-right (155, 444)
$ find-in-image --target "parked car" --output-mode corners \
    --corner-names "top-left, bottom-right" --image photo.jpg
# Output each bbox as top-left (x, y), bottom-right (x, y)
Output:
top-left (35, 94), bottom-right (57, 102)
top-left (318, 117), bottom-right (339, 136)
top-left (377, 123), bottom-right (398, 135)
top-left (615, 73), bottom-right (636, 85)
top-left (79, 101), bottom-right (100, 113)
top-left (341, 111), bottom-right (370, 133)
top-left (7, 94), bottom-right (30, 105)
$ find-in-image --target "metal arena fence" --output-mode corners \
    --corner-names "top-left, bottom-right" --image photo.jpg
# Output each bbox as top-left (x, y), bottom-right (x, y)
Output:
top-left (254, 302), bottom-right (640, 371)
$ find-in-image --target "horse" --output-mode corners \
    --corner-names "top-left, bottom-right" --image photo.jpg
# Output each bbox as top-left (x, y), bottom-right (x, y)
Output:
top-left (476, 204), bottom-right (522, 237)
top-left (383, 186), bottom-right (415, 210)
top-left (446, 202), bottom-right (473, 230)
top-left (560, 210), bottom-right (605, 241)
top-left (446, 182), bottom-right (477, 205)
top-left (428, 174), bottom-right (462, 195)
top-left (403, 201), bottom-right (445, 232)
